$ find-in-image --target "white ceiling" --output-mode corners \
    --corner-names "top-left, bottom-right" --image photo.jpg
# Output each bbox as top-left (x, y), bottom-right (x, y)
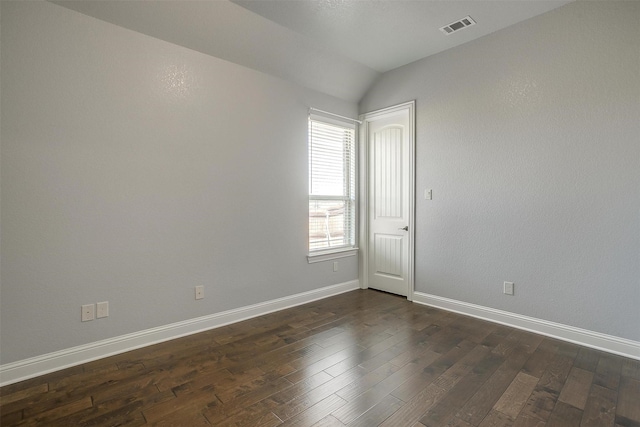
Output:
top-left (231, 0), bottom-right (570, 73)
top-left (53, 0), bottom-right (571, 102)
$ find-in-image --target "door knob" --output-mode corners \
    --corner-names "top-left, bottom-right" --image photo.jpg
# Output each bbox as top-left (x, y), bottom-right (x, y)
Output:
top-left (399, 226), bottom-right (408, 231)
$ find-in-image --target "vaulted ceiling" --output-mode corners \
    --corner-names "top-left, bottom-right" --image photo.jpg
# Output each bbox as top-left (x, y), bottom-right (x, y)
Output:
top-left (53, 0), bottom-right (570, 102)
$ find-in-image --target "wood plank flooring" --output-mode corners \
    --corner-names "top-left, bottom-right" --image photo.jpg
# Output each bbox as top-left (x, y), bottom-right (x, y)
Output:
top-left (1, 289), bottom-right (639, 426)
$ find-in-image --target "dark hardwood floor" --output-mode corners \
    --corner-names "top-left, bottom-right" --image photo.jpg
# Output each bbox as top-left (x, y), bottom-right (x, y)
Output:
top-left (1, 289), bottom-right (639, 426)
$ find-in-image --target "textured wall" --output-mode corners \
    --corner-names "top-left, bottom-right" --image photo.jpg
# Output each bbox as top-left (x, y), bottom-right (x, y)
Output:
top-left (360, 1), bottom-right (640, 340)
top-left (0, 1), bottom-right (357, 364)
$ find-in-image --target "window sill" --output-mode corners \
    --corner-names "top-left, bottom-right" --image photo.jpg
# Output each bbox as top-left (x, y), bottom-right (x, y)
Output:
top-left (307, 248), bottom-right (359, 264)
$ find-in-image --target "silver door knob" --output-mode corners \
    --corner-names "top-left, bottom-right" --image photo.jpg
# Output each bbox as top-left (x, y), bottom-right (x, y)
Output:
top-left (399, 226), bottom-right (408, 231)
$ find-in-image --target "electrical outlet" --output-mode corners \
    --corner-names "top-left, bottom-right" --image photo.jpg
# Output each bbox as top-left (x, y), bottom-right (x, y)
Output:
top-left (82, 304), bottom-right (95, 322)
top-left (195, 286), bottom-right (204, 300)
top-left (503, 281), bottom-right (514, 296)
top-left (333, 261), bottom-right (339, 272)
top-left (96, 301), bottom-right (109, 318)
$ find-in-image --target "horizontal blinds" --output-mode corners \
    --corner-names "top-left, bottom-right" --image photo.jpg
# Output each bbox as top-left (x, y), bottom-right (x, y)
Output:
top-left (309, 118), bottom-right (356, 251)
top-left (309, 120), bottom-right (354, 197)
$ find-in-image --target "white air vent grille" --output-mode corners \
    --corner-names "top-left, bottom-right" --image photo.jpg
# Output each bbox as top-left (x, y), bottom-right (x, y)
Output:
top-left (440, 16), bottom-right (476, 35)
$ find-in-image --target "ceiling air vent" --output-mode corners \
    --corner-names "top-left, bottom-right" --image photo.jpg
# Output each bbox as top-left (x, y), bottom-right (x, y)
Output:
top-left (440, 16), bottom-right (476, 35)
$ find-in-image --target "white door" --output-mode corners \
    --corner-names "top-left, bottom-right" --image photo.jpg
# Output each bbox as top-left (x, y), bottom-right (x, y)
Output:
top-left (361, 102), bottom-right (414, 298)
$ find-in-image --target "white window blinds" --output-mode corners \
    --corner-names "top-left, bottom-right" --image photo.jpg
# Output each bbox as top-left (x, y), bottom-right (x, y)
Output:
top-left (309, 117), bottom-right (356, 252)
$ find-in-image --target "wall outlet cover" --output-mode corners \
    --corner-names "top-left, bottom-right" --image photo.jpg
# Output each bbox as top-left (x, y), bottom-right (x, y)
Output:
top-left (97, 301), bottom-right (109, 318)
top-left (503, 281), bottom-right (515, 295)
top-left (81, 304), bottom-right (95, 322)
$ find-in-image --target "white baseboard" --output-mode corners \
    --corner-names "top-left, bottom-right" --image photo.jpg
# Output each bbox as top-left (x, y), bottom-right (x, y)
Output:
top-left (413, 292), bottom-right (640, 361)
top-left (0, 280), bottom-right (360, 387)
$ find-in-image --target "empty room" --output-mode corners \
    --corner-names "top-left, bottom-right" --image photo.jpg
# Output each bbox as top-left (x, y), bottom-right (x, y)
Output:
top-left (1, 0), bottom-right (639, 426)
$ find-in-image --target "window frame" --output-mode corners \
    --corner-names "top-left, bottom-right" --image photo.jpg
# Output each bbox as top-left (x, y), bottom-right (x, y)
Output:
top-left (307, 113), bottom-right (358, 263)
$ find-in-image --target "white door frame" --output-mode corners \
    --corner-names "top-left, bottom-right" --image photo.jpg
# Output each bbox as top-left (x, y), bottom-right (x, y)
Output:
top-left (358, 101), bottom-right (415, 301)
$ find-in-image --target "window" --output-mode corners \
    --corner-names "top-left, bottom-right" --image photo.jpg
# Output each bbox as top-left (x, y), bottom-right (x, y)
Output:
top-left (308, 115), bottom-right (356, 256)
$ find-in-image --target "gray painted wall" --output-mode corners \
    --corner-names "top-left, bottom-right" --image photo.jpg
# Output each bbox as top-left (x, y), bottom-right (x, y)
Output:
top-left (0, 1), bottom-right (358, 364)
top-left (360, 1), bottom-right (640, 341)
